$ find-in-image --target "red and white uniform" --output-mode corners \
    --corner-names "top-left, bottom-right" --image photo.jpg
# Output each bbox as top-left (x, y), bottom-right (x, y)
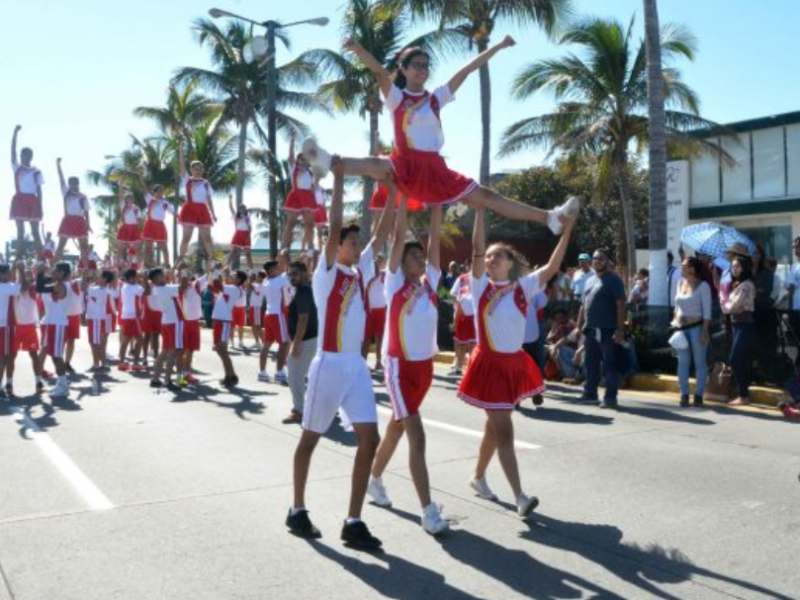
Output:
top-left (383, 84), bottom-right (477, 206)
top-left (230, 213), bottom-right (252, 248)
top-left (457, 271), bottom-right (547, 410)
top-left (181, 277), bottom-right (207, 352)
top-left (283, 164), bottom-right (316, 212)
top-left (10, 158), bottom-right (44, 222)
top-left (365, 271), bottom-right (387, 342)
top-left (451, 273), bottom-right (476, 344)
top-left (141, 293), bottom-right (162, 335)
top-left (313, 186), bottom-right (328, 225)
top-left (211, 284), bottom-right (242, 345)
top-left (369, 182), bottom-right (423, 213)
top-left (42, 238), bottom-right (56, 262)
top-left (263, 274), bottom-right (289, 343)
top-left (153, 285), bottom-right (184, 350)
top-left (178, 175), bottom-right (214, 227)
top-left (231, 283), bottom-right (247, 328)
top-left (119, 283), bottom-right (144, 338)
top-left (302, 245), bottom-right (377, 434)
top-left (383, 265), bottom-right (440, 421)
top-left (142, 194), bottom-right (172, 242)
top-left (117, 203), bottom-right (142, 244)
top-left (85, 285), bottom-right (111, 346)
top-left (15, 289), bottom-right (40, 352)
top-left (107, 287), bottom-right (119, 332)
top-left (79, 251), bottom-right (100, 271)
top-left (57, 183), bottom-right (90, 239)
top-left (41, 285), bottom-right (73, 358)
top-left (247, 283), bottom-right (265, 326)
top-left (66, 282), bottom-right (83, 341)
top-left (0, 283), bottom-right (20, 358)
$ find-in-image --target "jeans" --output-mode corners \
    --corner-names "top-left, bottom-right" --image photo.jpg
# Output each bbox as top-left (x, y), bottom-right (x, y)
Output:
top-left (557, 345), bottom-right (579, 379)
top-left (287, 337), bottom-right (318, 414)
top-left (729, 322), bottom-right (755, 398)
top-left (583, 328), bottom-right (619, 402)
top-left (676, 327), bottom-right (708, 397)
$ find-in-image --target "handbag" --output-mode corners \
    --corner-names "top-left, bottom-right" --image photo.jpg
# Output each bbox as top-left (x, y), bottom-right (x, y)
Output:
top-left (668, 330), bottom-right (689, 351)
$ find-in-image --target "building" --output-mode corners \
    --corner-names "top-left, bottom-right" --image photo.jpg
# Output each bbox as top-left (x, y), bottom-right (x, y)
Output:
top-left (668, 110), bottom-right (800, 270)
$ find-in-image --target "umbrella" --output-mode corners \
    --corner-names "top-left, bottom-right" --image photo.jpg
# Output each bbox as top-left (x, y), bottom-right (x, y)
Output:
top-left (680, 222), bottom-right (757, 259)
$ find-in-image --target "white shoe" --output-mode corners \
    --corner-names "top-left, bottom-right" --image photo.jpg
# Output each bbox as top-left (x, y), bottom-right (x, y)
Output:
top-left (367, 477), bottom-right (392, 507)
top-left (274, 370), bottom-right (288, 385)
top-left (470, 477), bottom-right (497, 500)
top-left (301, 137), bottom-right (332, 178)
top-left (257, 371), bottom-right (271, 383)
top-left (517, 493), bottom-right (540, 517)
top-left (447, 202), bottom-right (470, 221)
top-left (547, 196), bottom-right (581, 235)
top-left (50, 382), bottom-right (69, 398)
top-left (422, 503), bottom-right (449, 536)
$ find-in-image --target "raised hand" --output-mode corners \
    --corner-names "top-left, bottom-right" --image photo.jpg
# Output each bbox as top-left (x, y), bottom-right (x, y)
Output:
top-left (330, 154), bottom-right (345, 176)
top-left (57, 157), bottom-right (62, 165)
top-left (500, 35), bottom-right (516, 48)
top-left (343, 36), bottom-right (356, 51)
top-left (14, 125), bottom-right (22, 133)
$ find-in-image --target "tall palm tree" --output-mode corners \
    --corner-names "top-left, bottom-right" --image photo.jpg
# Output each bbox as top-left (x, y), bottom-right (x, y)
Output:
top-left (399, 0), bottom-right (572, 185)
top-left (499, 16), bottom-right (718, 279)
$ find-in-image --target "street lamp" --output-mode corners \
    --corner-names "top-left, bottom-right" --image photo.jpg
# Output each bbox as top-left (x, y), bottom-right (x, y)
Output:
top-left (209, 8), bottom-right (329, 258)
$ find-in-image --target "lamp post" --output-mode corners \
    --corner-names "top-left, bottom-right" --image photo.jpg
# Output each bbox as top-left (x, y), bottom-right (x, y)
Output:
top-left (209, 8), bottom-right (328, 258)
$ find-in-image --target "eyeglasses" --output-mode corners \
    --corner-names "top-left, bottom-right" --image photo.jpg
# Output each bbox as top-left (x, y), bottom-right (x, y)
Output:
top-left (409, 61), bottom-right (430, 71)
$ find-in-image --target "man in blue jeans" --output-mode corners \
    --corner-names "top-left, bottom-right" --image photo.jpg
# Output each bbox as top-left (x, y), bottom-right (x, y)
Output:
top-left (575, 250), bottom-right (626, 409)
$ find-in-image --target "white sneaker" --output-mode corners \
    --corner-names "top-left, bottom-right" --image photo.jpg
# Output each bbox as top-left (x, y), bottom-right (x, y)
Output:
top-left (50, 382), bottom-right (69, 398)
top-left (517, 493), bottom-right (540, 517)
top-left (257, 371), bottom-right (271, 383)
top-left (422, 503), bottom-right (449, 536)
top-left (447, 202), bottom-right (470, 221)
top-left (301, 137), bottom-right (332, 178)
top-left (367, 477), bottom-right (392, 507)
top-left (275, 370), bottom-right (288, 385)
top-left (470, 477), bottom-right (497, 500)
top-left (547, 196), bottom-right (581, 235)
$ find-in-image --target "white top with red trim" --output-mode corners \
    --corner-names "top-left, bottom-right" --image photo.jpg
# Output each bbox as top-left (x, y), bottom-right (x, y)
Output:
top-left (153, 285), bottom-right (183, 325)
top-left (234, 285), bottom-right (246, 308)
top-left (122, 204), bottom-right (140, 225)
top-left (451, 273), bottom-right (474, 316)
top-left (235, 214), bottom-right (250, 232)
top-left (313, 244), bottom-right (374, 354)
top-left (60, 182), bottom-right (88, 217)
top-left (292, 164), bottom-right (313, 190)
top-left (107, 288), bottom-right (118, 316)
top-left (44, 239), bottom-right (55, 253)
top-left (212, 285), bottom-right (242, 321)
top-left (17, 289), bottom-right (39, 325)
top-left (471, 270), bottom-right (545, 353)
top-left (182, 277), bottom-right (208, 321)
top-left (88, 251), bottom-right (101, 263)
top-left (182, 175), bottom-right (214, 205)
top-left (120, 283), bottom-right (144, 320)
top-left (12, 159), bottom-right (44, 194)
top-left (383, 84), bottom-right (454, 153)
top-left (0, 283), bottom-right (21, 327)
top-left (85, 285), bottom-right (111, 320)
top-left (264, 273), bottom-right (288, 315)
top-left (66, 282), bottom-right (83, 316)
top-left (146, 194), bottom-right (173, 221)
top-left (367, 271), bottom-right (387, 310)
top-left (383, 264), bottom-right (440, 361)
top-left (249, 282), bottom-right (265, 312)
top-left (42, 284), bottom-right (75, 326)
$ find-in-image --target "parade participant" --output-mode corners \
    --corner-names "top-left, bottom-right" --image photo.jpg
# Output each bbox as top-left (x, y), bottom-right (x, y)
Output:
top-left (141, 278), bottom-right (162, 367)
top-left (210, 268), bottom-right (246, 388)
top-left (36, 262), bottom-right (75, 397)
top-left (54, 158), bottom-right (91, 265)
top-left (10, 125), bottom-right (44, 258)
top-left (450, 270), bottom-right (476, 376)
top-left (369, 181), bottom-right (422, 234)
top-left (312, 180), bottom-right (328, 251)
top-left (41, 230), bottom-right (55, 265)
top-left (363, 255), bottom-right (387, 372)
top-left (227, 195), bottom-right (254, 271)
top-left (247, 271), bottom-right (266, 350)
top-left (177, 265), bottom-right (207, 385)
top-left (458, 206), bottom-right (575, 517)
top-left (15, 265), bottom-right (44, 393)
top-left (231, 274), bottom-right (247, 350)
top-left (118, 268), bottom-right (145, 371)
top-left (85, 270), bottom-right (115, 372)
top-left (281, 132), bottom-right (316, 251)
top-left (137, 166), bottom-right (173, 267)
top-left (367, 196), bottom-right (448, 535)
top-left (116, 183), bottom-right (142, 266)
top-left (286, 156), bottom-right (393, 549)
top-left (149, 267), bottom-right (188, 391)
top-left (176, 143), bottom-right (217, 265)
top-left (0, 263), bottom-right (22, 397)
top-left (304, 39), bottom-right (579, 233)
top-left (60, 268), bottom-right (84, 375)
top-left (258, 258), bottom-right (290, 383)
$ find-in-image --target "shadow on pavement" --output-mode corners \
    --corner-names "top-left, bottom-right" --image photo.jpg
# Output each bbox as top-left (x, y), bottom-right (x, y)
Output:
top-left (517, 405), bottom-right (615, 426)
top-left (169, 383), bottom-right (269, 420)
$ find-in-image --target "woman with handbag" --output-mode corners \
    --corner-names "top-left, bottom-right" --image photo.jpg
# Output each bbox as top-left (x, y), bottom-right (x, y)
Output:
top-left (673, 257), bottom-right (712, 406)
top-left (725, 257), bottom-right (756, 405)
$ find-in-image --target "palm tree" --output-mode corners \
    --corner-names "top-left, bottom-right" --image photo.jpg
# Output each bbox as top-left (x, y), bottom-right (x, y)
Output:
top-left (499, 16), bottom-right (718, 280)
top-left (399, 0), bottom-right (571, 185)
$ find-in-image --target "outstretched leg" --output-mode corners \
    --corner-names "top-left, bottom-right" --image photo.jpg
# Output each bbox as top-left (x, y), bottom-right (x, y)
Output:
top-left (281, 212), bottom-right (299, 250)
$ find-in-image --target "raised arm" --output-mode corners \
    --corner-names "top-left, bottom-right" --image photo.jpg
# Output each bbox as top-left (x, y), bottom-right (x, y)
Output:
top-left (136, 164), bottom-right (150, 195)
top-left (370, 181), bottom-right (397, 251)
top-left (448, 36), bottom-right (516, 95)
top-left (11, 125), bottom-right (21, 165)
top-left (428, 205), bottom-right (442, 271)
top-left (324, 156), bottom-right (346, 268)
top-left (537, 217), bottom-right (576, 284)
top-left (344, 37), bottom-right (392, 98)
top-left (228, 194), bottom-right (235, 217)
top-left (388, 195), bottom-right (409, 273)
top-left (56, 157), bottom-right (67, 195)
top-left (472, 208), bottom-right (486, 279)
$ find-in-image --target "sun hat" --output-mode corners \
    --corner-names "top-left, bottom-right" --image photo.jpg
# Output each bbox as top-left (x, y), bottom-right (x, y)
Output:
top-left (727, 242), bottom-right (750, 257)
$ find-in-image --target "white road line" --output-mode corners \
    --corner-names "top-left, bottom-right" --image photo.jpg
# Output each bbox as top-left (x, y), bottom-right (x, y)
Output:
top-left (10, 407), bottom-right (114, 511)
top-left (376, 406), bottom-right (541, 450)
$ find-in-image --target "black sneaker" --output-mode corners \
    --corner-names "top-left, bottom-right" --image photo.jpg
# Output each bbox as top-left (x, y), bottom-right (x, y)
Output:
top-left (36, 380), bottom-right (45, 393)
top-left (679, 394), bottom-right (690, 407)
top-left (693, 395), bottom-right (704, 407)
top-left (4, 384), bottom-right (13, 398)
top-left (166, 382), bottom-right (182, 392)
top-left (286, 509), bottom-right (321, 539)
top-left (578, 394), bottom-right (598, 404)
top-left (341, 520), bottom-right (382, 550)
top-left (531, 394), bottom-right (544, 407)
top-left (599, 401), bottom-right (618, 410)
top-left (150, 378), bottom-right (164, 389)
top-left (65, 364), bottom-right (76, 374)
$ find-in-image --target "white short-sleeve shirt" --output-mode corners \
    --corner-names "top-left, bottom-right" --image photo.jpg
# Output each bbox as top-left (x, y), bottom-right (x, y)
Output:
top-left (383, 84), bottom-right (454, 153)
top-left (0, 283), bottom-right (21, 327)
top-left (383, 264), bottom-right (440, 361)
top-left (12, 159), bottom-right (44, 194)
top-left (212, 285), bottom-right (242, 321)
top-left (120, 283), bottom-right (144, 320)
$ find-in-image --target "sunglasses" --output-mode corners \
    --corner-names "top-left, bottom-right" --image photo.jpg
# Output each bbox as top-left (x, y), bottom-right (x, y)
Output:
top-left (409, 61), bottom-right (430, 71)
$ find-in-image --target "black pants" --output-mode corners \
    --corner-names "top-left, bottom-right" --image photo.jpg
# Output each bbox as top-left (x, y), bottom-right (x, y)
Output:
top-left (753, 310), bottom-right (777, 382)
top-left (729, 322), bottom-right (755, 398)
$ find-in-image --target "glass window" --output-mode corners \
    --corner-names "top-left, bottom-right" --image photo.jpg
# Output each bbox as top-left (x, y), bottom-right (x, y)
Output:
top-left (737, 224), bottom-right (793, 269)
top-left (690, 139), bottom-right (720, 207)
top-left (788, 124), bottom-right (800, 196)
top-left (721, 134), bottom-right (751, 203)
top-left (752, 127), bottom-right (785, 199)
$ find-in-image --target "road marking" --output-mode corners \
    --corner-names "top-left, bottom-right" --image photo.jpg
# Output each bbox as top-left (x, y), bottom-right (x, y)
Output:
top-left (376, 406), bottom-right (541, 450)
top-left (10, 407), bottom-right (114, 511)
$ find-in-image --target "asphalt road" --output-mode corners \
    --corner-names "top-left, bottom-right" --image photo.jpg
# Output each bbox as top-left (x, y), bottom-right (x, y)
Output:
top-left (1, 330), bottom-right (799, 600)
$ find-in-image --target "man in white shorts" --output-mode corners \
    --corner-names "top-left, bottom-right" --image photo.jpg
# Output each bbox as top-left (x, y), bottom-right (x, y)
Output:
top-left (286, 156), bottom-right (393, 549)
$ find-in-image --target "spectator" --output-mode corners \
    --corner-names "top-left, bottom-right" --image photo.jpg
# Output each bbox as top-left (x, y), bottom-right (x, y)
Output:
top-left (571, 253), bottom-right (594, 302)
top-left (718, 243), bottom-right (750, 359)
top-left (575, 250), bottom-right (626, 409)
top-left (549, 267), bottom-right (572, 303)
top-left (752, 243), bottom-right (777, 382)
top-left (629, 268), bottom-right (649, 307)
top-left (673, 256), bottom-right (712, 407)
top-left (787, 237), bottom-right (800, 336)
top-left (724, 256), bottom-right (756, 406)
top-left (546, 308), bottom-right (581, 381)
top-left (444, 261), bottom-right (460, 290)
top-left (283, 261), bottom-right (318, 424)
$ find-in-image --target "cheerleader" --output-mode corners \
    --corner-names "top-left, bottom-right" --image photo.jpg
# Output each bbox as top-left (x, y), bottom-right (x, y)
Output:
top-left (312, 180), bottom-right (328, 251)
top-left (0, 262), bottom-right (22, 397)
top-left (369, 181), bottom-right (423, 235)
top-left (450, 269), bottom-right (476, 376)
top-left (363, 255), bottom-right (387, 372)
top-left (41, 229), bottom-right (56, 265)
top-left (306, 38), bottom-right (578, 232)
top-left (36, 262), bottom-right (76, 398)
top-left (118, 268), bottom-right (145, 371)
top-left (458, 207), bottom-right (575, 517)
top-left (227, 195), bottom-right (254, 271)
top-left (15, 266), bottom-right (44, 393)
top-left (281, 132), bottom-right (316, 251)
top-left (137, 167), bottom-right (173, 267)
top-left (176, 143), bottom-right (217, 265)
top-left (54, 158), bottom-right (91, 266)
top-left (367, 197), bottom-right (449, 536)
top-left (85, 270), bottom-right (115, 371)
top-left (10, 125), bottom-right (44, 258)
top-left (116, 181), bottom-right (142, 266)
top-left (210, 268), bottom-right (246, 388)
top-left (247, 271), bottom-right (266, 349)
top-left (141, 278), bottom-right (162, 366)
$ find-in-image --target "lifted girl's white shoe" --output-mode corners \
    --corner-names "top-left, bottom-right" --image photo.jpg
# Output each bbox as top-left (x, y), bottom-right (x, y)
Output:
top-left (547, 196), bottom-right (581, 235)
top-left (301, 137), bottom-right (332, 178)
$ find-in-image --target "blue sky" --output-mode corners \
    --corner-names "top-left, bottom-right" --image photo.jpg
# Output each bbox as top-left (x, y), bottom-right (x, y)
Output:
top-left (1, 0), bottom-right (799, 253)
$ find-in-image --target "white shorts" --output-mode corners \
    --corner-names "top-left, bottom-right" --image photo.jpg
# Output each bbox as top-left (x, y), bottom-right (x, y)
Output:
top-left (302, 352), bottom-right (377, 434)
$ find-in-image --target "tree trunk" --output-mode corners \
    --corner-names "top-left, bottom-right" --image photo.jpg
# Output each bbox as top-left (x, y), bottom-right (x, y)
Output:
top-left (359, 101), bottom-right (379, 245)
top-left (644, 0), bottom-right (669, 307)
top-left (235, 116), bottom-right (248, 209)
top-left (615, 149), bottom-right (637, 290)
top-left (477, 40), bottom-right (492, 186)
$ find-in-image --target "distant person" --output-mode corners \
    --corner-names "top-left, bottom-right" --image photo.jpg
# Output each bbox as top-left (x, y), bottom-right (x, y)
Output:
top-left (752, 244), bottom-right (778, 382)
top-left (571, 253), bottom-right (594, 301)
top-left (176, 143), bottom-right (217, 266)
top-left (137, 166), bottom-right (173, 267)
top-left (629, 268), bottom-right (649, 307)
top-left (54, 158), bottom-right (91, 266)
top-left (281, 131), bottom-right (316, 251)
top-left (673, 256), bottom-right (712, 407)
top-left (227, 196), bottom-right (254, 271)
top-left (724, 256), bottom-right (756, 406)
top-left (284, 261), bottom-right (317, 425)
top-left (10, 125), bottom-right (44, 258)
top-left (444, 261), bottom-right (460, 290)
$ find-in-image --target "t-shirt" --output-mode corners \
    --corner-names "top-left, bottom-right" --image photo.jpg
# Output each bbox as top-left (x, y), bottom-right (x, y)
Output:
top-left (86, 285), bottom-right (111, 320)
top-left (313, 244), bottom-right (374, 354)
top-left (668, 265), bottom-right (681, 308)
top-left (264, 274), bottom-right (289, 315)
top-left (17, 289), bottom-right (39, 326)
top-left (571, 269), bottom-right (595, 300)
top-left (182, 277), bottom-right (208, 321)
top-left (122, 205), bottom-right (140, 225)
top-left (451, 274), bottom-right (474, 316)
top-left (12, 159), bottom-right (44, 194)
top-left (235, 215), bottom-right (250, 232)
top-left (383, 84), bottom-right (454, 153)
top-left (146, 194), bottom-right (173, 221)
top-left (523, 290), bottom-right (548, 344)
top-left (582, 272), bottom-right (625, 330)
top-left (61, 182), bottom-right (89, 217)
top-left (367, 271), bottom-right (387, 310)
top-left (288, 284), bottom-right (318, 341)
top-left (154, 285), bottom-right (183, 325)
top-left (42, 285), bottom-right (74, 326)
top-left (383, 264), bottom-right (440, 361)
top-left (212, 285), bottom-right (243, 321)
top-left (182, 175), bottom-right (213, 205)
top-left (249, 281), bottom-right (265, 313)
top-left (66, 282), bottom-right (83, 317)
top-left (292, 164), bottom-right (313, 190)
top-left (120, 283), bottom-right (144, 320)
top-left (472, 270), bottom-right (545, 353)
top-left (674, 280), bottom-right (712, 321)
top-left (0, 283), bottom-right (21, 327)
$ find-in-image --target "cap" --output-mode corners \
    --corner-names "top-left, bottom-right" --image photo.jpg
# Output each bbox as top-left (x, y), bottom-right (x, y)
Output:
top-left (578, 253), bottom-right (591, 261)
